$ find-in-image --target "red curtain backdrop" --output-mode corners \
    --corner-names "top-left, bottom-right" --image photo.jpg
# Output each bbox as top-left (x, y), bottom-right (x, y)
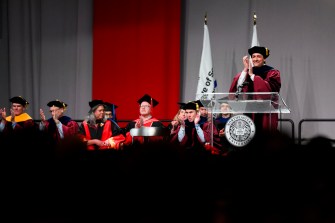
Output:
top-left (93, 0), bottom-right (181, 126)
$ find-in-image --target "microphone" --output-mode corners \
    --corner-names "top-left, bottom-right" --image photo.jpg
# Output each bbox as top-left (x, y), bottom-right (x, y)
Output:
top-left (241, 81), bottom-right (249, 87)
top-left (235, 81), bottom-right (249, 99)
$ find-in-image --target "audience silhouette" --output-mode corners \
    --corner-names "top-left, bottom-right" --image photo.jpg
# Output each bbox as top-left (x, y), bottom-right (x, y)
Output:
top-left (2, 129), bottom-right (335, 223)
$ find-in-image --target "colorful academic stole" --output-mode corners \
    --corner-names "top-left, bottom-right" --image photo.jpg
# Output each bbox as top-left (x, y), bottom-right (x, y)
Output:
top-left (5, 113), bottom-right (32, 122)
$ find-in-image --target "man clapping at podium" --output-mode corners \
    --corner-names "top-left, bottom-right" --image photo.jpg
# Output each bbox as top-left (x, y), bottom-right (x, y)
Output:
top-left (123, 94), bottom-right (165, 146)
top-left (229, 46), bottom-right (281, 132)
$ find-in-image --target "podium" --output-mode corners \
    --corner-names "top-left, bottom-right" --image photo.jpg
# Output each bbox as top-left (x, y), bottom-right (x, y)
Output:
top-left (197, 92), bottom-right (290, 146)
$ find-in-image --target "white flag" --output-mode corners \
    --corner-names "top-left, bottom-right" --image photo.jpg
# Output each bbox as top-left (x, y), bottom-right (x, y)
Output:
top-left (196, 22), bottom-right (217, 100)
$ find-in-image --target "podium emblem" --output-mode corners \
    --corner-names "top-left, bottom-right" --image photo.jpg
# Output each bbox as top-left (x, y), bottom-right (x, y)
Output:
top-left (225, 114), bottom-right (256, 147)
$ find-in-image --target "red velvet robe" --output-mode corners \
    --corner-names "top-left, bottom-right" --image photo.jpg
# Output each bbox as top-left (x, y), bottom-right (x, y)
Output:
top-left (3, 113), bottom-right (37, 136)
top-left (229, 67), bottom-right (281, 132)
top-left (41, 116), bottom-right (79, 143)
top-left (169, 121), bottom-right (215, 151)
top-left (79, 119), bottom-right (125, 150)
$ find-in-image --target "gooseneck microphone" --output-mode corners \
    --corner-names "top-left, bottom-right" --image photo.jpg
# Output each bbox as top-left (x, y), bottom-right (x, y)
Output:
top-left (235, 81), bottom-right (249, 99)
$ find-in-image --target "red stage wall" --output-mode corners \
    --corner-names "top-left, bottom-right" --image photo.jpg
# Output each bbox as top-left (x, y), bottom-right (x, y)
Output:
top-left (93, 0), bottom-right (181, 125)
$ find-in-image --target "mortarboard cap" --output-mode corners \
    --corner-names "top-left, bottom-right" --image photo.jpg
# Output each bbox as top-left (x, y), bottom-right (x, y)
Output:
top-left (104, 102), bottom-right (118, 111)
top-left (137, 94), bottom-right (159, 107)
top-left (47, 99), bottom-right (67, 109)
top-left (89, 99), bottom-right (104, 108)
top-left (194, 100), bottom-right (204, 107)
top-left (184, 101), bottom-right (198, 111)
top-left (10, 96), bottom-right (29, 107)
top-left (248, 46), bottom-right (270, 59)
top-left (177, 102), bottom-right (186, 110)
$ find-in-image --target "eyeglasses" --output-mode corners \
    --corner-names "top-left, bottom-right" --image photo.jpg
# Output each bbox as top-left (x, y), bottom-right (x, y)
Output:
top-left (140, 105), bottom-right (151, 108)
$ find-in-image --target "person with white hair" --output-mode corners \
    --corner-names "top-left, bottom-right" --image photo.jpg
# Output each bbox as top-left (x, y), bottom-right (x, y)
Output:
top-left (39, 99), bottom-right (79, 144)
top-left (78, 99), bottom-right (125, 150)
